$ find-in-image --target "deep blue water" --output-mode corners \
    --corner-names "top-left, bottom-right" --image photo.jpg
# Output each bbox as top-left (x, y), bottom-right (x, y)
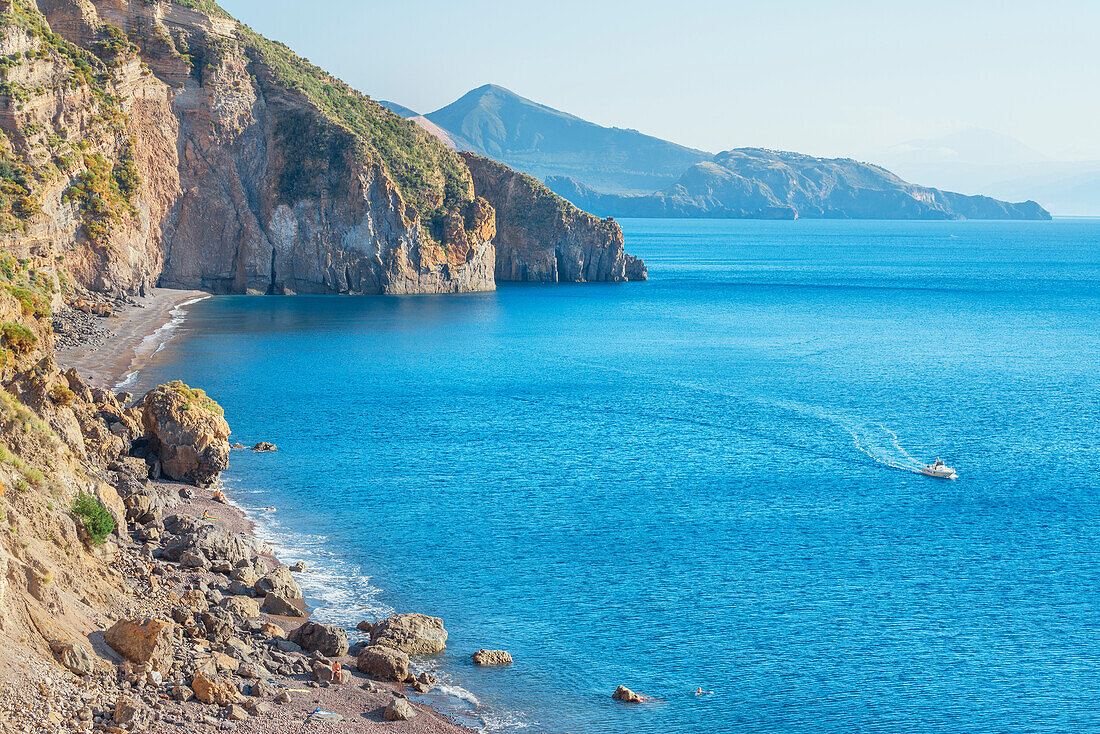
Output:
top-left (134, 218), bottom-right (1100, 734)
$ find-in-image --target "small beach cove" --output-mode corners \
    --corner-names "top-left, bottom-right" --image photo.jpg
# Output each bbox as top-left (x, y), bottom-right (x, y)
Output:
top-left (123, 218), bottom-right (1100, 734)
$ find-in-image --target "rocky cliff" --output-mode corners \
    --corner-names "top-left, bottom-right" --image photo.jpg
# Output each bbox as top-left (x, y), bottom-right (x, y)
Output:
top-left (462, 153), bottom-right (646, 283)
top-left (0, 1), bottom-right (645, 298)
top-left (548, 148), bottom-right (1052, 221)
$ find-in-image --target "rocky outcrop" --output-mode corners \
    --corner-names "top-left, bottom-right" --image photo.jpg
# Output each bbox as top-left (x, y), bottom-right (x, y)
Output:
top-left (140, 381), bottom-right (230, 486)
top-left (471, 648), bottom-right (513, 666)
top-left (369, 612), bottom-right (448, 655)
top-left (356, 645), bottom-right (409, 682)
top-left (461, 153), bottom-right (646, 283)
top-left (548, 148), bottom-right (1052, 221)
top-left (612, 685), bottom-right (644, 703)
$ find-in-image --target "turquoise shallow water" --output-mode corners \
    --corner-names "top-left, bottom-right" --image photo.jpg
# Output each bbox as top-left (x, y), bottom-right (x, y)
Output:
top-left (134, 218), bottom-right (1100, 733)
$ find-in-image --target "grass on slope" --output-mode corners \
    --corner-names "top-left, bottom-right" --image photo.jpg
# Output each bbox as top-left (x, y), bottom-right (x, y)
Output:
top-left (233, 24), bottom-right (473, 234)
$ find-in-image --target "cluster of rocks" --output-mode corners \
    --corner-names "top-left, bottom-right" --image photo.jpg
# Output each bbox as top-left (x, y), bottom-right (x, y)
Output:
top-left (51, 306), bottom-right (111, 352)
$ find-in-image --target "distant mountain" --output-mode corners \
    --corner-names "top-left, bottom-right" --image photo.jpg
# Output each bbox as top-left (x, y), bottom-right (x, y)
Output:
top-left (422, 84), bottom-right (712, 195)
top-left (547, 149), bottom-right (1051, 221)
top-left (872, 128), bottom-right (1100, 215)
top-left (378, 100), bottom-right (419, 118)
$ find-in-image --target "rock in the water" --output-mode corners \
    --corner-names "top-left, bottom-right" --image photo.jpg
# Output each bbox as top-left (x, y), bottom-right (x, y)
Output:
top-left (141, 381), bottom-right (231, 486)
top-left (384, 697), bottom-right (418, 721)
top-left (104, 618), bottom-right (175, 673)
top-left (251, 441), bottom-right (277, 452)
top-left (370, 612), bottom-right (447, 654)
top-left (288, 621), bottom-right (349, 657)
top-left (356, 645), bottom-right (409, 681)
top-left (612, 685), bottom-right (644, 703)
top-left (471, 649), bottom-right (513, 666)
top-left (262, 593), bottom-right (305, 618)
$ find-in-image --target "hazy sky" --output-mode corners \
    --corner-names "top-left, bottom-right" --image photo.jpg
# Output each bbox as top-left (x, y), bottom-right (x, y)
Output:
top-left (219, 0), bottom-right (1100, 162)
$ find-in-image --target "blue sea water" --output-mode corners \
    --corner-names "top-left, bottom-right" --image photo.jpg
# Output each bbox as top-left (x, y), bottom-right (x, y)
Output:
top-left (133, 218), bottom-right (1100, 734)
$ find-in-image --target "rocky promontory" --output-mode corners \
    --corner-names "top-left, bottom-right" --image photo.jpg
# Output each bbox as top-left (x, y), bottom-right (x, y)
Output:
top-left (462, 153), bottom-right (646, 283)
top-left (548, 148), bottom-right (1052, 221)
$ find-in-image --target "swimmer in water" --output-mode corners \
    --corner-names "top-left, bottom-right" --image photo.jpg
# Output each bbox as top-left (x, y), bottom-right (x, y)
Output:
top-left (694, 687), bottom-right (713, 695)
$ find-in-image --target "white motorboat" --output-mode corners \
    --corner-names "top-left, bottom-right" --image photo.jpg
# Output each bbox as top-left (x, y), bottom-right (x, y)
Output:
top-left (920, 458), bottom-right (957, 479)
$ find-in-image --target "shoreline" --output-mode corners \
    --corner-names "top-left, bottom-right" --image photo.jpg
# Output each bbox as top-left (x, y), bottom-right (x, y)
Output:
top-left (53, 288), bottom-right (209, 390)
top-left (44, 292), bottom-right (482, 733)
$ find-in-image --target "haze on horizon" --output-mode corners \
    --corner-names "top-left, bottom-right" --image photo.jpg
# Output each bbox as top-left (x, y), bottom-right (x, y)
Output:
top-left (219, 0), bottom-right (1100, 212)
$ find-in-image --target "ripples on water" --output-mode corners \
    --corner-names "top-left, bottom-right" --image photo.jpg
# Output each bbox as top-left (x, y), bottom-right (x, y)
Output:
top-left (136, 218), bottom-right (1100, 734)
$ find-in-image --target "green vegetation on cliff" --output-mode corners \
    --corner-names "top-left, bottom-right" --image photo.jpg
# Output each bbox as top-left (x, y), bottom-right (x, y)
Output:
top-left (71, 491), bottom-right (115, 545)
top-left (232, 24), bottom-right (473, 233)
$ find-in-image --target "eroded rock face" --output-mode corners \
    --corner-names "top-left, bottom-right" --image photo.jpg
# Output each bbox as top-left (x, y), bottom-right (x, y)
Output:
top-left (370, 613), bottom-right (448, 654)
top-left (461, 153), bottom-right (647, 283)
top-left (104, 617), bottom-right (175, 673)
top-left (141, 382), bottom-right (230, 486)
top-left (356, 645), bottom-right (409, 681)
top-left (24, 0), bottom-right (497, 298)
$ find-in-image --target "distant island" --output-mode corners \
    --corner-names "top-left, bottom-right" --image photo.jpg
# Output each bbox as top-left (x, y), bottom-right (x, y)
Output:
top-left (385, 85), bottom-right (1051, 221)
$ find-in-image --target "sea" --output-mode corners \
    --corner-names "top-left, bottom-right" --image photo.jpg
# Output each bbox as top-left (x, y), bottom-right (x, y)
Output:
top-left (129, 217), bottom-right (1100, 734)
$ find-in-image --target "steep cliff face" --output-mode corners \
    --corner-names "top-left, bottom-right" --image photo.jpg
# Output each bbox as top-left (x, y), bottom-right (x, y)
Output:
top-left (0, 0), bottom-right (497, 296)
top-left (462, 153), bottom-right (646, 283)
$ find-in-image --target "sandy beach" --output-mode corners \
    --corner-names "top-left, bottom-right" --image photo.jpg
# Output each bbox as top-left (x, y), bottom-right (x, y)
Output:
top-left (53, 288), bottom-right (209, 390)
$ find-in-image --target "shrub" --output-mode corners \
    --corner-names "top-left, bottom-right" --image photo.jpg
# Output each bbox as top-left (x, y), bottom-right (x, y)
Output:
top-left (71, 491), bottom-right (115, 545)
top-left (49, 383), bottom-right (74, 406)
top-left (166, 380), bottom-right (223, 416)
top-left (0, 321), bottom-right (36, 353)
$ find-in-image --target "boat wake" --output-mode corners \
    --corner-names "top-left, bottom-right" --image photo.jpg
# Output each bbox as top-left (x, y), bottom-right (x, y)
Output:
top-left (524, 361), bottom-right (936, 478)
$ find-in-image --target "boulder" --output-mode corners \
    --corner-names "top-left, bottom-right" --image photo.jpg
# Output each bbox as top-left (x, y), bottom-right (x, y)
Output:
top-left (254, 566), bottom-right (302, 599)
top-left (262, 593), bottom-right (305, 617)
top-left (226, 704), bottom-right (249, 721)
top-left (141, 382), bottom-right (231, 486)
top-left (191, 670), bottom-right (242, 705)
top-left (56, 642), bottom-right (96, 676)
top-left (370, 613), bottom-right (447, 654)
top-left (356, 645), bottom-right (409, 681)
top-left (104, 618), bottom-right (175, 673)
top-left (383, 697), bottom-right (418, 721)
top-left (471, 649), bottom-right (513, 666)
top-left (162, 515), bottom-right (266, 566)
top-left (311, 660), bottom-right (347, 684)
top-left (251, 442), bottom-right (276, 452)
top-left (221, 596), bottom-right (261, 619)
top-left (288, 621), bottom-right (348, 657)
top-left (612, 685), bottom-right (644, 703)
top-left (113, 697), bottom-right (152, 729)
